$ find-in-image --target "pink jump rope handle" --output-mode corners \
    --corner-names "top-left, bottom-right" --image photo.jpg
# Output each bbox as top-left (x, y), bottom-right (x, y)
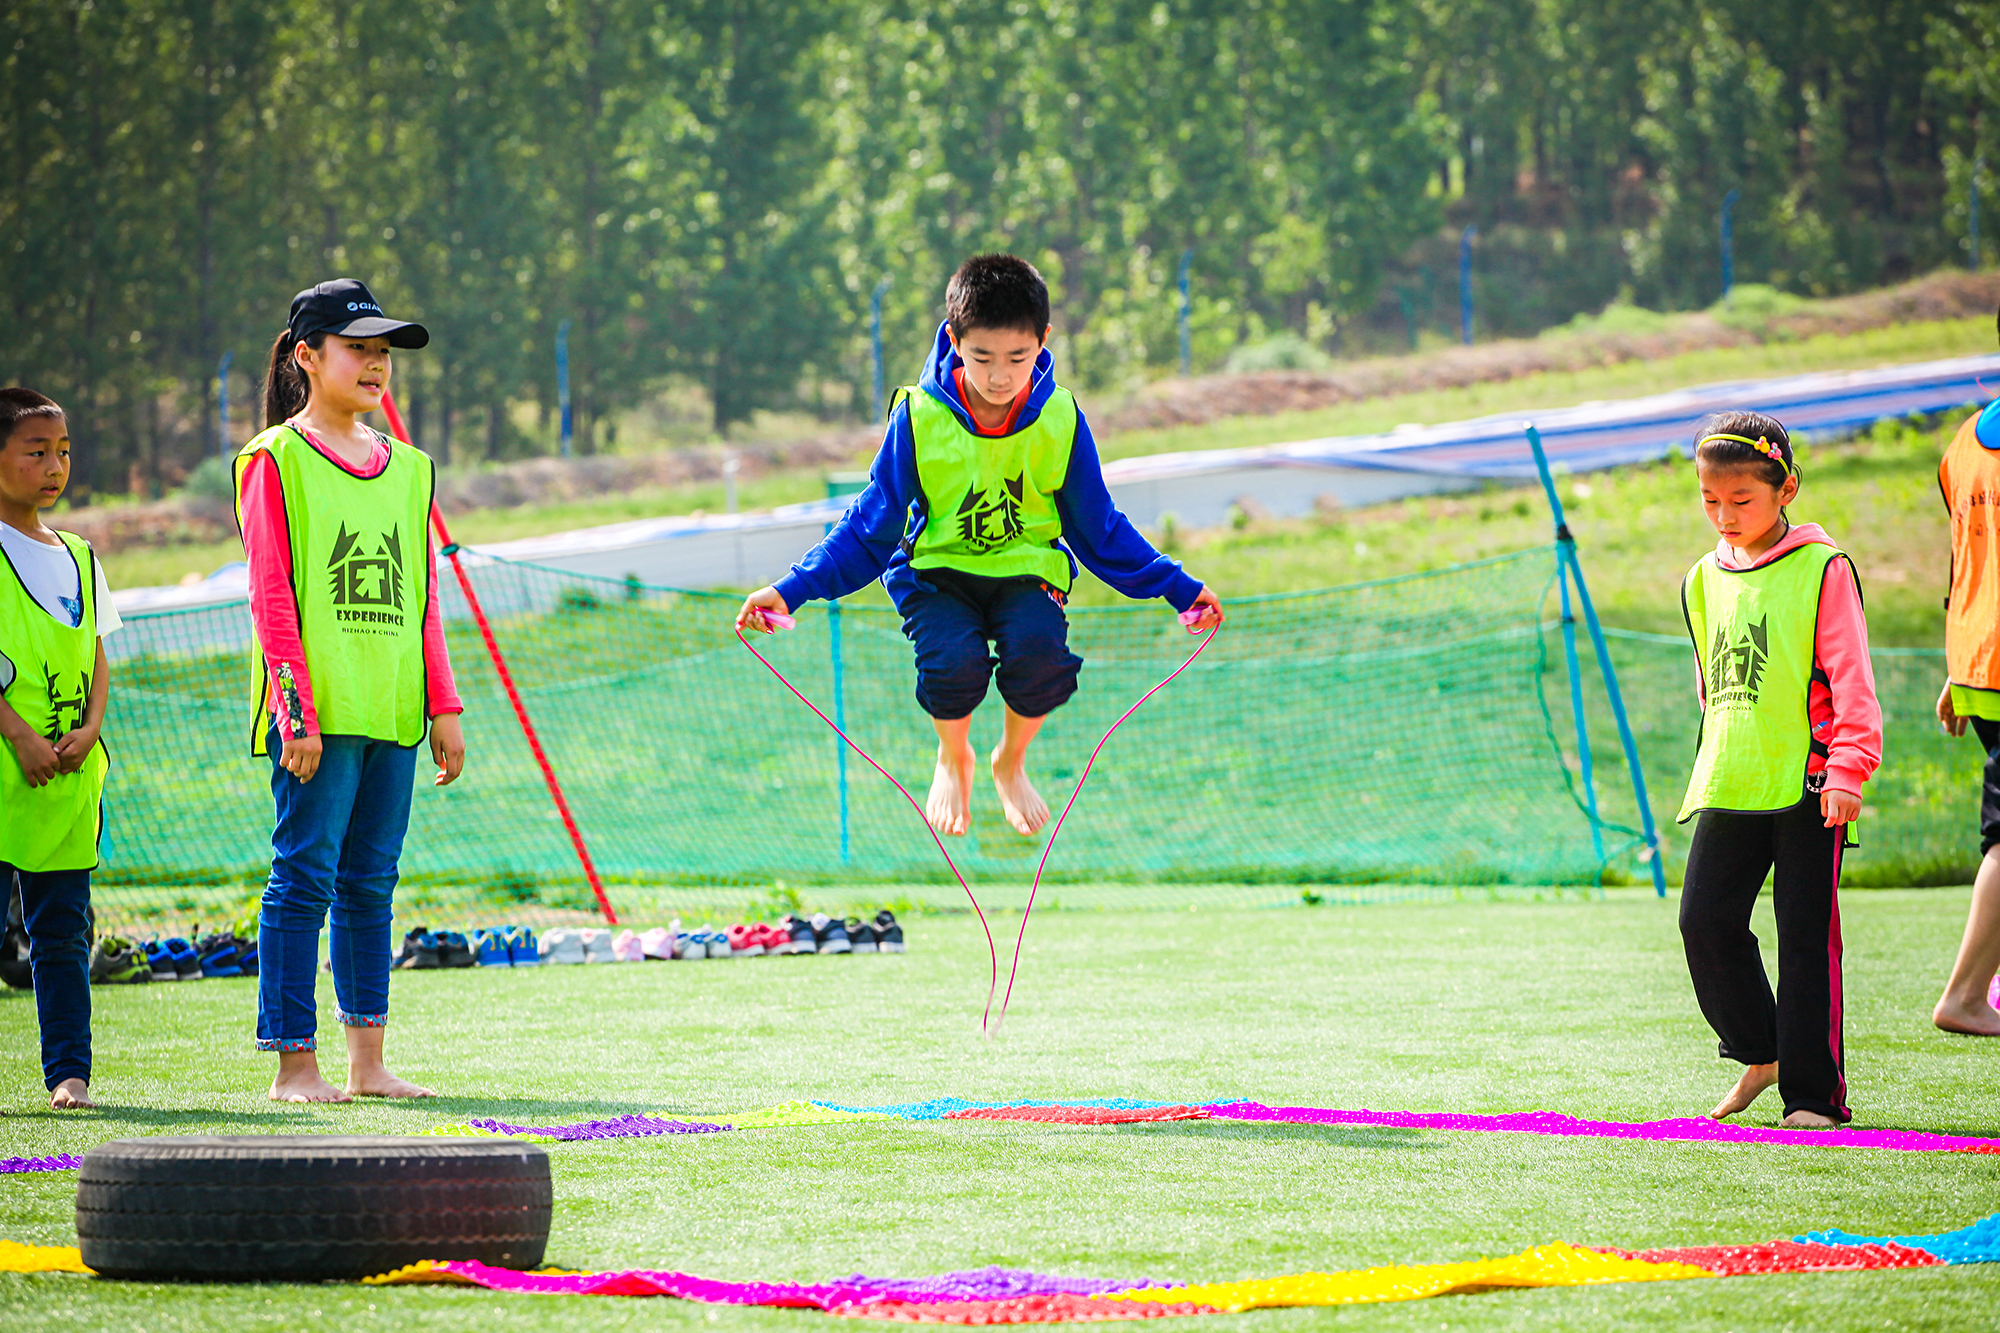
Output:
top-left (1179, 608), bottom-right (1207, 628)
top-left (757, 609), bottom-right (797, 632)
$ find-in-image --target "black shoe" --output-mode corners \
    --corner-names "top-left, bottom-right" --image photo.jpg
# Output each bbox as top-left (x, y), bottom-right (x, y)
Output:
top-left (813, 912), bottom-right (851, 955)
top-left (195, 931), bottom-right (243, 978)
top-left (873, 910), bottom-right (905, 953)
top-left (90, 936), bottom-right (152, 985)
top-left (235, 934), bottom-right (259, 977)
top-left (784, 914), bottom-right (816, 956)
top-left (436, 930), bottom-right (477, 968)
top-left (394, 928), bottom-right (440, 970)
top-left (845, 917), bottom-right (877, 954)
top-left (1, 879), bottom-right (31, 989)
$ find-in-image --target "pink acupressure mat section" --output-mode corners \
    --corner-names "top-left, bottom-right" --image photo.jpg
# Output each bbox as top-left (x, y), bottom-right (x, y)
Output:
top-left (1206, 1101), bottom-right (2000, 1151)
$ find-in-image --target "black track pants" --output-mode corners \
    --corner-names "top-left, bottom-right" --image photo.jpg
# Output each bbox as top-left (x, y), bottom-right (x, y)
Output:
top-left (1679, 802), bottom-right (1849, 1122)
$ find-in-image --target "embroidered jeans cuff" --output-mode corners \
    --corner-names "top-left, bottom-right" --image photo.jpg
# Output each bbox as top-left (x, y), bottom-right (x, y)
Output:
top-left (256, 1036), bottom-right (317, 1053)
top-left (337, 1009), bottom-right (388, 1028)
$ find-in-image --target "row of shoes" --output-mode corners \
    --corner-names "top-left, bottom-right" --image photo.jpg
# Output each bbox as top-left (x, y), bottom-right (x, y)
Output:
top-left (91, 926), bottom-right (258, 985)
top-left (392, 926), bottom-right (536, 970)
top-left (540, 910), bottom-right (907, 964)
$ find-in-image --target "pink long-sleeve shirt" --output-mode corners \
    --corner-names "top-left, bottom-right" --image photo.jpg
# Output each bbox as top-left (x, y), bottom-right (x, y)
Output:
top-left (1698, 522), bottom-right (1881, 798)
top-left (240, 423), bottom-right (462, 741)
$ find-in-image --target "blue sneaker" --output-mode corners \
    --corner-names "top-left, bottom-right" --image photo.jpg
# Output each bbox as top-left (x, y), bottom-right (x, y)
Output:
top-left (473, 928), bottom-right (512, 967)
top-left (196, 932), bottom-right (241, 978)
top-left (783, 915), bottom-right (816, 956)
top-left (507, 926), bottom-right (541, 966)
top-left (813, 913), bottom-right (851, 956)
top-left (166, 937), bottom-right (202, 980)
top-left (145, 939), bottom-right (178, 982)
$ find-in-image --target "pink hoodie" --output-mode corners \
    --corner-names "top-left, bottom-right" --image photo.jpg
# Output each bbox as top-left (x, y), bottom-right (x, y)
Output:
top-left (1699, 522), bottom-right (1881, 798)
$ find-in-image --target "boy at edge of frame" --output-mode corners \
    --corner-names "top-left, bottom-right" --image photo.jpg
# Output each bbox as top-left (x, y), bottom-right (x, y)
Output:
top-left (736, 254), bottom-right (1222, 840)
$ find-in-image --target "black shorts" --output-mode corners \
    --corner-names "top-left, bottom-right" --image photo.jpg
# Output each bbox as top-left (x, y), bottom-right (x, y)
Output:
top-left (898, 568), bottom-right (1082, 721)
top-left (1971, 718), bottom-right (2000, 854)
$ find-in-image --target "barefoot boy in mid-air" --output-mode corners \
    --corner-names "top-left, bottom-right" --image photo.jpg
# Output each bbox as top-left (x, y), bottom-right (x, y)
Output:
top-left (737, 254), bottom-right (1221, 836)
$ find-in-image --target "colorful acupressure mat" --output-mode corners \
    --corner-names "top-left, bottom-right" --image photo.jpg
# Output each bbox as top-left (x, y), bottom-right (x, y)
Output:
top-left (9, 1215), bottom-right (2000, 1319)
top-left (12, 1092), bottom-right (2000, 1176)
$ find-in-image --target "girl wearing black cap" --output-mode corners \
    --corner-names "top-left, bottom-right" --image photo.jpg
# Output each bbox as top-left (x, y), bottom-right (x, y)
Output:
top-left (233, 279), bottom-right (466, 1103)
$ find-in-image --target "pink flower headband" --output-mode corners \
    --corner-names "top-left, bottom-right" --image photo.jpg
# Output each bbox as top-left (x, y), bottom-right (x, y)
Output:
top-left (1699, 432), bottom-right (1791, 478)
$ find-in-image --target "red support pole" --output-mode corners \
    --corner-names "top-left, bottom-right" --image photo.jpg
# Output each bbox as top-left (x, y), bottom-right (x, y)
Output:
top-left (381, 391), bottom-right (618, 924)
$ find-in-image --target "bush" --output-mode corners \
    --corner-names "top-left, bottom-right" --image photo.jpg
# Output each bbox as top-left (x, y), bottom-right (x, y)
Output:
top-left (180, 456), bottom-right (235, 505)
top-left (1709, 283), bottom-right (1809, 336)
top-left (1543, 302), bottom-right (1673, 339)
top-left (1224, 333), bottom-right (1330, 373)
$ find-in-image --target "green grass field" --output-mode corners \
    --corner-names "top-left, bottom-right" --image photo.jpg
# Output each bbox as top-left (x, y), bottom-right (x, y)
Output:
top-left (5, 892), bottom-right (1999, 1329)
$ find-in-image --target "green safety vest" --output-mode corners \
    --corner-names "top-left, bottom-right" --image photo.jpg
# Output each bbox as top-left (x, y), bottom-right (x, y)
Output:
top-left (234, 424), bottom-right (434, 754)
top-left (1678, 542), bottom-right (1843, 822)
top-left (903, 385), bottom-right (1078, 591)
top-left (0, 529), bottom-right (108, 871)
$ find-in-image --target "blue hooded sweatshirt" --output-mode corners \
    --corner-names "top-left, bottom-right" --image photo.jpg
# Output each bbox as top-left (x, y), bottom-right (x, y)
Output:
top-left (772, 323), bottom-right (1202, 614)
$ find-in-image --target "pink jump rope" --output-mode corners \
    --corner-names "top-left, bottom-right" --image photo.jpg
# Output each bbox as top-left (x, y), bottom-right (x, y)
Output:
top-left (736, 604), bottom-right (1219, 1033)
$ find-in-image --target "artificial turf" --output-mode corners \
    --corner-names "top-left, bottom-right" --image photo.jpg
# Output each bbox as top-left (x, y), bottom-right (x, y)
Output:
top-left (3, 889), bottom-right (1998, 1330)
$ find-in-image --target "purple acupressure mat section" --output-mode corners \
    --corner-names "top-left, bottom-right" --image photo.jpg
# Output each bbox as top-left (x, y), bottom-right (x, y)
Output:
top-left (0, 1154), bottom-right (83, 1174)
top-left (468, 1114), bottom-right (728, 1140)
top-left (1206, 1102), bottom-right (2000, 1151)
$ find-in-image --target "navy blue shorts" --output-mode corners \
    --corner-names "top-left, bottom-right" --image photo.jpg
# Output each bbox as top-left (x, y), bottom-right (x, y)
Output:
top-left (899, 568), bottom-right (1082, 720)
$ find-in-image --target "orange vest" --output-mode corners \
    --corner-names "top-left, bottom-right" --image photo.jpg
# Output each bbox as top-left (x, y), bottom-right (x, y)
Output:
top-left (1941, 412), bottom-right (2000, 688)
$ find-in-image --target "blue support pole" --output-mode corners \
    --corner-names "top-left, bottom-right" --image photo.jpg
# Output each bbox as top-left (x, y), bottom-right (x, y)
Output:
top-left (870, 276), bottom-right (893, 422)
top-left (1720, 189), bottom-right (1740, 299)
top-left (1177, 246), bottom-right (1194, 376)
top-left (1972, 158), bottom-right (1984, 272)
top-left (1555, 555), bottom-right (1606, 863)
top-left (1457, 226), bottom-right (1476, 345)
top-left (216, 349), bottom-right (232, 460)
top-left (1525, 422), bottom-right (1667, 896)
top-left (829, 598), bottom-right (851, 864)
top-left (556, 319), bottom-right (573, 458)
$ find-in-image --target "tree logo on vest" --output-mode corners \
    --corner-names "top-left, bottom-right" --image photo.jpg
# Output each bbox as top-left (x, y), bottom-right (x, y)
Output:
top-left (954, 475), bottom-right (1027, 552)
top-left (327, 524), bottom-right (406, 628)
top-left (1707, 615), bottom-right (1769, 707)
top-left (44, 671), bottom-right (85, 741)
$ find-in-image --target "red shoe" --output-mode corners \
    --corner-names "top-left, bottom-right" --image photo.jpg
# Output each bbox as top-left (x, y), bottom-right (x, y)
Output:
top-left (727, 923), bottom-right (765, 957)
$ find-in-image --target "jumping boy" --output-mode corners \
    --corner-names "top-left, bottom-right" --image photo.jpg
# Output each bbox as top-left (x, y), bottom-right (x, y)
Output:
top-left (736, 254), bottom-right (1221, 836)
top-left (0, 388), bottom-right (117, 1109)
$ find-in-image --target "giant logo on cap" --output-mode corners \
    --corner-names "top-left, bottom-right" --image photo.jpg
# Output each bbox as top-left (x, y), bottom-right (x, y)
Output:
top-left (327, 524), bottom-right (406, 627)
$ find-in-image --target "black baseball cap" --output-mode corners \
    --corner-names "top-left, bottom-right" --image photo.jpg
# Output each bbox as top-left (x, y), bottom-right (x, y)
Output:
top-left (287, 278), bottom-right (429, 348)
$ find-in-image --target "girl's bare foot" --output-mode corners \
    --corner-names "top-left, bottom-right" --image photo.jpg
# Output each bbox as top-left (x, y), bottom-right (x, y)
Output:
top-left (348, 1069), bottom-right (436, 1098)
top-left (1781, 1109), bottom-right (1840, 1128)
top-left (50, 1078), bottom-right (94, 1109)
top-left (1932, 992), bottom-right (2000, 1036)
top-left (270, 1071), bottom-right (352, 1103)
top-left (1710, 1061), bottom-right (1778, 1118)
top-left (926, 742), bottom-right (974, 836)
top-left (271, 1048), bottom-right (352, 1103)
top-left (991, 748), bottom-right (1050, 835)
top-left (344, 1025), bottom-right (434, 1097)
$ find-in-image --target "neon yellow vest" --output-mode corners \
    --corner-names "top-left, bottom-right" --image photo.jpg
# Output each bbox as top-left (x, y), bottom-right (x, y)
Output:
top-left (1679, 542), bottom-right (1842, 822)
top-left (904, 385), bottom-right (1077, 591)
top-left (0, 529), bottom-right (108, 871)
top-left (234, 424), bottom-right (433, 754)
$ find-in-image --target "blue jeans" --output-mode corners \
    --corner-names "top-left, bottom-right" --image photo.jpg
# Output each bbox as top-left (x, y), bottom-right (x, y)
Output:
top-left (5, 864), bottom-right (91, 1089)
top-left (257, 722), bottom-right (418, 1052)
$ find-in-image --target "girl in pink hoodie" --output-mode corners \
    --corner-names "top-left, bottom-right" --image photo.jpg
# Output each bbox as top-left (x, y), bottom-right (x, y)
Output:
top-left (1677, 411), bottom-right (1881, 1128)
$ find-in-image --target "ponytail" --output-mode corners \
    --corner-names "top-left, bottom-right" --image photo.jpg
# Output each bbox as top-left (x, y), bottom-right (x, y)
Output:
top-left (263, 328), bottom-right (324, 427)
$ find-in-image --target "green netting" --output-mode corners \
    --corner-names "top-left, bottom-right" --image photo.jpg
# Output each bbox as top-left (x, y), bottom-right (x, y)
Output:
top-left (91, 547), bottom-right (1638, 930)
top-left (90, 545), bottom-right (1977, 933)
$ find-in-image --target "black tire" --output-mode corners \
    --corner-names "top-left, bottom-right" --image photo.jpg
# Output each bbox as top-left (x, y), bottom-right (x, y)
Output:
top-left (76, 1136), bottom-right (551, 1282)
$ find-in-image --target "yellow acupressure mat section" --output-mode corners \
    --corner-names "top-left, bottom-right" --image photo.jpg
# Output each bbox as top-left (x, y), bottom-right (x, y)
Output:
top-left (700, 1101), bottom-right (898, 1130)
top-left (365, 1260), bottom-right (591, 1286)
top-left (423, 1124), bottom-right (561, 1143)
top-left (0, 1240), bottom-right (93, 1274)
top-left (1097, 1243), bottom-right (1714, 1310)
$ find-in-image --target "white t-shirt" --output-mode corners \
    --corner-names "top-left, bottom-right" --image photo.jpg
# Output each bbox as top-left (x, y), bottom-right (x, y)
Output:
top-left (0, 521), bottom-right (120, 693)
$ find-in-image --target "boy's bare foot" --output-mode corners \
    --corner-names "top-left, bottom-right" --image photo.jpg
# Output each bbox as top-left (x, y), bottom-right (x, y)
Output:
top-left (348, 1069), bottom-right (437, 1098)
top-left (270, 1070), bottom-right (352, 1103)
top-left (1932, 993), bottom-right (2000, 1036)
top-left (927, 742), bottom-right (974, 836)
top-left (1710, 1061), bottom-right (1778, 1118)
top-left (1781, 1109), bottom-right (1840, 1128)
top-left (991, 748), bottom-right (1050, 835)
top-left (50, 1078), bottom-right (94, 1109)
